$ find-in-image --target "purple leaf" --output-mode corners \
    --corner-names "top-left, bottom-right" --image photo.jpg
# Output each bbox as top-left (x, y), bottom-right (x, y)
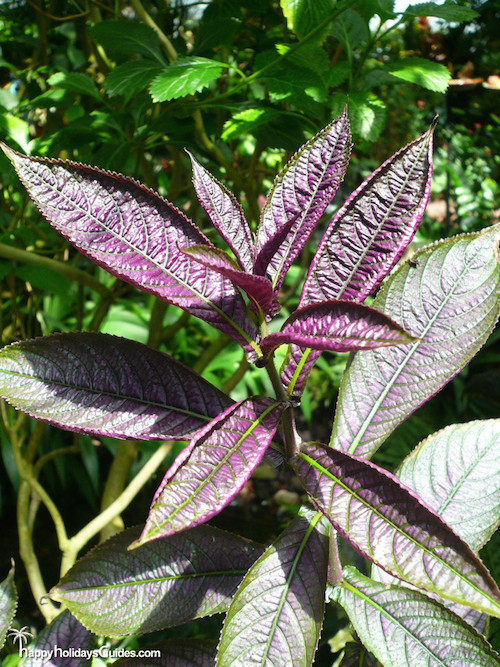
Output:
top-left (0, 333), bottom-right (232, 440)
top-left (50, 525), bottom-right (263, 637)
top-left (331, 223), bottom-right (500, 458)
top-left (260, 300), bottom-right (416, 356)
top-left (217, 512), bottom-right (329, 666)
top-left (133, 397), bottom-right (284, 545)
top-left (21, 610), bottom-right (93, 667)
top-left (332, 567), bottom-right (500, 666)
top-left (300, 119), bottom-right (435, 306)
top-left (0, 563), bottom-right (17, 651)
top-left (254, 107), bottom-right (352, 289)
top-left (2, 145), bottom-right (258, 350)
top-left (187, 151), bottom-right (254, 272)
top-left (181, 245), bottom-right (278, 318)
top-left (114, 639), bottom-right (217, 666)
top-left (293, 442), bottom-right (500, 617)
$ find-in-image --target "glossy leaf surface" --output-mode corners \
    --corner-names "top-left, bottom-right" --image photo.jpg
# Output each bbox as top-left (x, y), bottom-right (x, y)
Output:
top-left (217, 512), bottom-right (329, 666)
top-left (2, 145), bottom-right (257, 349)
top-left (254, 108), bottom-right (351, 289)
top-left (188, 152), bottom-right (254, 272)
top-left (300, 120), bottom-right (435, 306)
top-left (293, 442), bottom-right (500, 617)
top-left (115, 639), bottom-right (217, 666)
top-left (0, 333), bottom-right (232, 440)
top-left (135, 398), bottom-right (284, 545)
top-left (260, 300), bottom-right (416, 356)
top-left (22, 610), bottom-right (93, 667)
top-left (0, 564), bottom-right (16, 651)
top-left (51, 526), bottom-right (263, 637)
top-left (331, 224), bottom-right (500, 458)
top-left (332, 567), bottom-right (500, 667)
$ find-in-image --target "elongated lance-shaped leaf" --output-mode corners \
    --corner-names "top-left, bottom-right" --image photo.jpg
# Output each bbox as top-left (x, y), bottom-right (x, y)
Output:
top-left (260, 300), bottom-right (416, 356)
top-left (332, 567), bottom-right (500, 667)
top-left (181, 245), bottom-right (278, 318)
top-left (0, 332), bottom-right (232, 440)
top-left (217, 511), bottom-right (329, 667)
top-left (0, 563), bottom-right (17, 650)
top-left (254, 107), bottom-right (352, 290)
top-left (21, 609), bottom-right (93, 667)
top-left (134, 397), bottom-right (284, 546)
top-left (2, 145), bottom-right (258, 351)
top-left (50, 525), bottom-right (263, 637)
top-left (114, 639), bottom-right (217, 666)
top-left (331, 223), bottom-right (500, 459)
top-left (293, 442), bottom-right (500, 618)
top-left (300, 119), bottom-right (435, 307)
top-left (187, 151), bottom-right (254, 272)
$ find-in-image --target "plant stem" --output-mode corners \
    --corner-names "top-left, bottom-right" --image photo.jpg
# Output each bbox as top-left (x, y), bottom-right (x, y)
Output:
top-left (265, 358), bottom-right (299, 458)
top-left (99, 440), bottom-right (138, 542)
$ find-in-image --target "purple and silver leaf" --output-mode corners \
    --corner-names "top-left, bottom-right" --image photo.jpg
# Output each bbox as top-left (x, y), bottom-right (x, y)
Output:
top-left (300, 119), bottom-right (435, 307)
top-left (21, 609), bottom-right (93, 667)
top-left (331, 223), bottom-right (500, 459)
top-left (181, 245), bottom-right (278, 318)
top-left (134, 397), bottom-right (284, 545)
top-left (217, 512), bottom-right (329, 666)
top-left (260, 300), bottom-right (416, 356)
top-left (2, 145), bottom-right (258, 350)
top-left (114, 639), bottom-right (217, 666)
top-left (332, 567), bottom-right (500, 667)
top-left (188, 151), bottom-right (254, 272)
top-left (293, 442), bottom-right (500, 617)
top-left (50, 525), bottom-right (263, 637)
top-left (0, 333), bottom-right (232, 440)
top-left (254, 107), bottom-right (352, 290)
top-left (0, 563), bottom-right (17, 651)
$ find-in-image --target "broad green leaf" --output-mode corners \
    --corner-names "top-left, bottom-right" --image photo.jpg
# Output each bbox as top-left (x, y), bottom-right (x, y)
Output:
top-left (51, 525), bottom-right (263, 637)
top-left (150, 58), bottom-right (223, 102)
top-left (332, 567), bottom-right (500, 666)
top-left (342, 91), bottom-right (387, 142)
top-left (332, 224), bottom-right (500, 459)
top-left (386, 58), bottom-right (451, 93)
top-left (104, 60), bottom-right (164, 101)
top-left (90, 20), bottom-right (165, 64)
top-left (404, 2), bottom-right (479, 22)
top-left (221, 108), bottom-right (281, 141)
top-left (47, 72), bottom-right (101, 101)
top-left (331, 8), bottom-right (370, 49)
top-left (0, 563), bottom-right (17, 650)
top-left (217, 512), bottom-right (329, 666)
top-left (280, 0), bottom-right (336, 41)
top-left (294, 442), bottom-right (500, 618)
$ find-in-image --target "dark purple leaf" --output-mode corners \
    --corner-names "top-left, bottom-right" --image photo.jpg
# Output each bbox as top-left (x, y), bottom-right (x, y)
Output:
top-left (0, 333), bottom-right (232, 440)
top-left (2, 145), bottom-right (258, 350)
top-left (187, 151), bottom-right (254, 272)
top-left (0, 563), bottom-right (17, 650)
top-left (114, 639), bottom-right (217, 666)
top-left (133, 397), bottom-right (284, 545)
top-left (293, 442), bottom-right (500, 617)
top-left (217, 512), bottom-right (329, 666)
top-left (260, 300), bottom-right (416, 356)
top-left (254, 107), bottom-right (352, 290)
top-left (332, 223), bottom-right (500, 458)
top-left (21, 610), bottom-right (93, 667)
top-left (300, 119), bottom-right (435, 306)
top-left (181, 245), bottom-right (278, 318)
top-left (50, 525), bottom-right (263, 637)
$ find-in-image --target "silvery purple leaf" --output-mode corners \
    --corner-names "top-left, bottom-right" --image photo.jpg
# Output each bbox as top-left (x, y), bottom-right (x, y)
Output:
top-left (134, 397), bottom-right (284, 545)
top-left (0, 333), bottom-right (232, 440)
top-left (114, 639), bottom-right (217, 666)
top-left (50, 525), bottom-right (263, 637)
top-left (254, 107), bottom-right (352, 290)
top-left (260, 300), bottom-right (416, 356)
top-left (0, 563), bottom-right (17, 650)
top-left (2, 145), bottom-right (258, 350)
top-left (300, 119), bottom-right (435, 306)
top-left (181, 245), bottom-right (278, 318)
top-left (217, 512), bottom-right (329, 666)
top-left (21, 610), bottom-right (93, 667)
top-left (187, 152), bottom-right (254, 272)
top-left (293, 442), bottom-right (500, 617)
top-left (331, 223), bottom-right (500, 458)
top-left (332, 567), bottom-right (500, 667)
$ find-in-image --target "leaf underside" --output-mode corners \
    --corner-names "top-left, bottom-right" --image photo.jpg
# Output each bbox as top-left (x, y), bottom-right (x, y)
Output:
top-left (0, 563), bottom-right (17, 651)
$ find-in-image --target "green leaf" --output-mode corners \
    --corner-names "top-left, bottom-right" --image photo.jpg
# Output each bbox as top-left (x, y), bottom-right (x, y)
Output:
top-left (150, 57), bottom-right (223, 102)
top-left (90, 19), bottom-right (165, 64)
top-left (222, 108), bottom-right (282, 141)
top-left (331, 8), bottom-right (370, 49)
top-left (332, 92), bottom-right (386, 141)
top-left (404, 2), bottom-right (478, 22)
top-left (280, 0), bottom-right (336, 41)
top-left (47, 72), bottom-right (101, 100)
top-left (385, 58), bottom-right (451, 93)
top-left (104, 60), bottom-right (164, 101)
